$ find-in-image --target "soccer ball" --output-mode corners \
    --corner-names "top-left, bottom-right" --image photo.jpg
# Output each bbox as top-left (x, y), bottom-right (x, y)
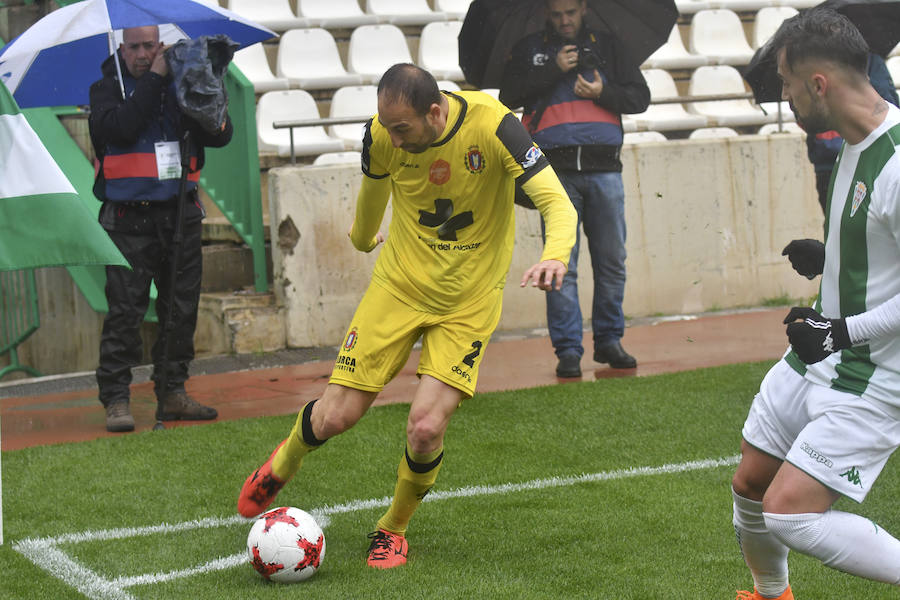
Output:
top-left (247, 506), bottom-right (325, 583)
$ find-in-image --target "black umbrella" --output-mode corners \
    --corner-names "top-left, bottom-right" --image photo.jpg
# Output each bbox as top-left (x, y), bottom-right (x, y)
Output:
top-left (458, 0), bottom-right (678, 89)
top-left (742, 0), bottom-right (900, 104)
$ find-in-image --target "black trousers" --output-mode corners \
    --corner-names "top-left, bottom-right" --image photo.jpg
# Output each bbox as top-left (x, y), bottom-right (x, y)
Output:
top-left (96, 202), bottom-right (203, 406)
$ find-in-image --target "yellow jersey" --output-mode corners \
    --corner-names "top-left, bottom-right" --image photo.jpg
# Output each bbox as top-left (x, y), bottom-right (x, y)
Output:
top-left (352, 90), bottom-right (575, 314)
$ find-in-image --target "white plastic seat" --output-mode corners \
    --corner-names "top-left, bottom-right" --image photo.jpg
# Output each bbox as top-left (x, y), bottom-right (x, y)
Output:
top-left (418, 21), bottom-right (465, 81)
top-left (687, 65), bottom-right (770, 126)
top-left (675, 0), bottom-right (712, 13)
top-left (758, 122), bottom-right (804, 135)
top-left (776, 0), bottom-right (822, 8)
top-left (435, 0), bottom-right (473, 19)
top-left (312, 151), bottom-right (362, 166)
top-left (690, 9), bottom-right (754, 66)
top-left (623, 131), bottom-right (667, 144)
top-left (256, 90), bottom-right (344, 157)
top-left (622, 115), bottom-right (637, 132)
top-left (297, 0), bottom-right (378, 28)
top-left (328, 85), bottom-right (378, 150)
top-left (277, 28), bottom-right (365, 90)
top-left (710, 0), bottom-right (775, 10)
top-left (365, 0), bottom-right (447, 25)
top-left (479, 88), bottom-right (500, 100)
top-left (759, 101), bottom-right (795, 123)
top-left (688, 126), bottom-right (739, 139)
top-left (437, 80), bottom-right (462, 91)
top-left (891, 43), bottom-right (900, 58)
top-left (887, 56), bottom-right (900, 84)
top-left (227, 0), bottom-right (308, 32)
top-left (752, 6), bottom-right (798, 49)
top-left (634, 69), bottom-right (709, 131)
top-left (347, 24), bottom-right (413, 83)
top-left (231, 43), bottom-right (289, 93)
top-left (642, 25), bottom-right (708, 70)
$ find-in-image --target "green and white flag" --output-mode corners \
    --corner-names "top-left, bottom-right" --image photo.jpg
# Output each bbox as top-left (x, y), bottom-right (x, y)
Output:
top-left (0, 83), bottom-right (127, 271)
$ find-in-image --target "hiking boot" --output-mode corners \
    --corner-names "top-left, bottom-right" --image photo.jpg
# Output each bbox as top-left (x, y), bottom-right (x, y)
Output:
top-left (105, 401), bottom-right (135, 432)
top-left (736, 586), bottom-right (794, 600)
top-left (593, 341), bottom-right (637, 369)
top-left (238, 440), bottom-right (288, 517)
top-left (366, 529), bottom-right (408, 569)
top-left (555, 353), bottom-right (582, 378)
top-left (155, 391), bottom-right (217, 421)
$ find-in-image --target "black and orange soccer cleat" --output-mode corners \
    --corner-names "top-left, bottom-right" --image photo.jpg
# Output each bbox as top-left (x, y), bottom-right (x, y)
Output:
top-left (736, 586), bottom-right (794, 600)
top-left (366, 529), bottom-right (409, 569)
top-left (238, 440), bottom-right (289, 518)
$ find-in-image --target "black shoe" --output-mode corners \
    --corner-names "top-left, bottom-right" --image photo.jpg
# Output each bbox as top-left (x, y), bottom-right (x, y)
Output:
top-left (593, 341), bottom-right (637, 369)
top-left (105, 401), bottom-right (135, 432)
top-left (156, 391), bottom-right (218, 421)
top-left (555, 354), bottom-right (582, 378)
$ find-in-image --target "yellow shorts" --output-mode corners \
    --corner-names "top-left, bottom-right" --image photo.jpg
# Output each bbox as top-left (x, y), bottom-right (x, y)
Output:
top-left (329, 281), bottom-right (503, 398)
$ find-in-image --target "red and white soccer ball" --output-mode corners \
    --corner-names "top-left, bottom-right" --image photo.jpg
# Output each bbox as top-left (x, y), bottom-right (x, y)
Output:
top-left (247, 506), bottom-right (325, 583)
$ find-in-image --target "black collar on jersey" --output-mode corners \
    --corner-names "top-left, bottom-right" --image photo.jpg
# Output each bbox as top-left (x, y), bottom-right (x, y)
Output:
top-left (430, 91), bottom-right (467, 148)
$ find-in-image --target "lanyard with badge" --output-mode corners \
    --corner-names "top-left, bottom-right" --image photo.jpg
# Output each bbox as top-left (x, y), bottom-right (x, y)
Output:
top-left (153, 86), bottom-right (182, 180)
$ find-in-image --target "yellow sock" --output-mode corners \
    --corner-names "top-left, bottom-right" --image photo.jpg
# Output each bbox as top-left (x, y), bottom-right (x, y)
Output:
top-left (271, 400), bottom-right (325, 481)
top-left (376, 446), bottom-right (444, 536)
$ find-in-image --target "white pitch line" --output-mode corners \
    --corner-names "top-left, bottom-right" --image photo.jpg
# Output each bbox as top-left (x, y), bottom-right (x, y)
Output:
top-left (13, 455), bottom-right (740, 599)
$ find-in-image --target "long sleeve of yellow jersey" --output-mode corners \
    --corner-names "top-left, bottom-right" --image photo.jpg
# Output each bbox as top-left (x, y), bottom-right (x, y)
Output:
top-left (349, 174), bottom-right (391, 252)
top-left (521, 166), bottom-right (577, 267)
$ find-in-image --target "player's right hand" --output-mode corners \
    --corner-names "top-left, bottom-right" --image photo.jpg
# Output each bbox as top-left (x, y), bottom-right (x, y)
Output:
top-left (782, 238), bottom-right (825, 280)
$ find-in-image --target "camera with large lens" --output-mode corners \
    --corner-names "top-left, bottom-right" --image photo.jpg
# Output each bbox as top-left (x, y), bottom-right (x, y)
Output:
top-left (577, 46), bottom-right (604, 70)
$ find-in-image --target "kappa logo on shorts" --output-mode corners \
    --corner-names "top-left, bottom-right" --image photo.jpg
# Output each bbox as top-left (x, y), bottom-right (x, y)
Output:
top-left (839, 466), bottom-right (864, 488)
top-left (799, 441), bottom-right (833, 468)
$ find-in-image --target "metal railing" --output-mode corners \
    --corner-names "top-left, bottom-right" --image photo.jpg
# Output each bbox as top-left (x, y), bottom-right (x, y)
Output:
top-left (271, 91), bottom-right (791, 160)
top-left (0, 269), bottom-right (42, 380)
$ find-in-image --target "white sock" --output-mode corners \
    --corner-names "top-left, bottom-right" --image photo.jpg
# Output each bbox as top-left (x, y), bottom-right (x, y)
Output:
top-left (732, 488), bottom-right (791, 597)
top-left (764, 510), bottom-right (900, 585)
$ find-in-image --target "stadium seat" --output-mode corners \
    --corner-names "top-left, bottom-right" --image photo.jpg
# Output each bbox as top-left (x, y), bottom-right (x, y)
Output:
top-left (276, 28), bottom-right (365, 90)
top-left (297, 0), bottom-right (378, 28)
top-left (365, 0), bottom-right (447, 25)
top-left (688, 127), bottom-right (739, 139)
top-left (759, 101), bottom-right (795, 123)
top-left (231, 43), bottom-right (289, 93)
top-left (891, 43), bottom-right (900, 58)
top-left (437, 80), bottom-right (462, 91)
top-left (642, 25), bottom-right (708, 70)
top-left (328, 85), bottom-right (378, 150)
top-left (675, 0), bottom-right (712, 14)
top-left (347, 24), bottom-right (413, 83)
top-left (634, 69), bottom-right (709, 132)
top-left (435, 0), bottom-right (473, 19)
top-left (479, 88), bottom-right (500, 100)
top-left (758, 122), bottom-right (804, 135)
top-left (689, 9), bottom-right (754, 66)
top-left (776, 0), bottom-right (821, 8)
top-left (887, 56), bottom-right (900, 84)
top-left (418, 21), bottom-right (465, 81)
top-left (226, 0), bottom-right (307, 32)
top-left (752, 6), bottom-right (798, 49)
top-left (686, 65), bottom-right (770, 126)
top-left (312, 151), bottom-right (363, 166)
top-left (622, 114), bottom-right (637, 132)
top-left (710, 0), bottom-right (775, 11)
top-left (256, 90), bottom-right (344, 157)
top-left (623, 131), bottom-right (667, 144)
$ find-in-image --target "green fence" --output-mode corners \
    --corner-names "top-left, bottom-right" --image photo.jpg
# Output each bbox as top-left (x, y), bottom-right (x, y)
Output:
top-left (200, 64), bottom-right (268, 292)
top-left (0, 269), bottom-right (41, 380)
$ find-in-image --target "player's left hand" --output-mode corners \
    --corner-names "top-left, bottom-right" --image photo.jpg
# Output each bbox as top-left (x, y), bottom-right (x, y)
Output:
top-left (520, 259), bottom-right (567, 291)
top-left (783, 306), bottom-right (851, 364)
top-left (574, 70), bottom-right (603, 100)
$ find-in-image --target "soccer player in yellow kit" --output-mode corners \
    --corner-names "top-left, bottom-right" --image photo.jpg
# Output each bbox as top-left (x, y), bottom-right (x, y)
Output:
top-left (238, 63), bottom-right (577, 568)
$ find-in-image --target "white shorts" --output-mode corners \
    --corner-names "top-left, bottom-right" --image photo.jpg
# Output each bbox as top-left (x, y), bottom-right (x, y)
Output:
top-left (742, 359), bottom-right (900, 502)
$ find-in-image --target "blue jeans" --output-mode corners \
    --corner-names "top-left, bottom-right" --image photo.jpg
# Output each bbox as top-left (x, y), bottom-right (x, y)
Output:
top-left (542, 170), bottom-right (626, 359)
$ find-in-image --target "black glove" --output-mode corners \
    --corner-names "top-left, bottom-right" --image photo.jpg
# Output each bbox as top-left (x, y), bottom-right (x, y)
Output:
top-left (782, 239), bottom-right (825, 279)
top-left (783, 307), bottom-right (851, 364)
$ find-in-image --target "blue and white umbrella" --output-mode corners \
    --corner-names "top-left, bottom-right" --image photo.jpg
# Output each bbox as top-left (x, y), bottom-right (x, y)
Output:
top-left (0, 0), bottom-right (276, 108)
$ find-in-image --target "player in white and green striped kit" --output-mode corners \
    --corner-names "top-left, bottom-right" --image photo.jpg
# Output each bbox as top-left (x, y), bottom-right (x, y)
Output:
top-left (731, 9), bottom-right (900, 600)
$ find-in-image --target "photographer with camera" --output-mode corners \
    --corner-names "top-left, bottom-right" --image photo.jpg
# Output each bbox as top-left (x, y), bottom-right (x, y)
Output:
top-left (500, 0), bottom-right (649, 378)
top-left (89, 25), bottom-right (232, 432)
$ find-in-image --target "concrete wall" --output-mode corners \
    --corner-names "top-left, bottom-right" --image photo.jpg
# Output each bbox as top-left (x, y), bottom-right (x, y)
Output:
top-left (270, 132), bottom-right (822, 349)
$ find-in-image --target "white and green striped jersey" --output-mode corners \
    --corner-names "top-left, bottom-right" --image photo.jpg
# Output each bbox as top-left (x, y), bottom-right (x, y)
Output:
top-left (787, 104), bottom-right (900, 407)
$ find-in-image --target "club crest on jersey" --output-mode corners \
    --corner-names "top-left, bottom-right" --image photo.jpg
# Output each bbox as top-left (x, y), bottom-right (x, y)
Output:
top-left (343, 327), bottom-right (358, 351)
top-left (850, 181), bottom-right (867, 217)
top-left (464, 146), bottom-right (485, 174)
top-left (429, 159), bottom-right (451, 185)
